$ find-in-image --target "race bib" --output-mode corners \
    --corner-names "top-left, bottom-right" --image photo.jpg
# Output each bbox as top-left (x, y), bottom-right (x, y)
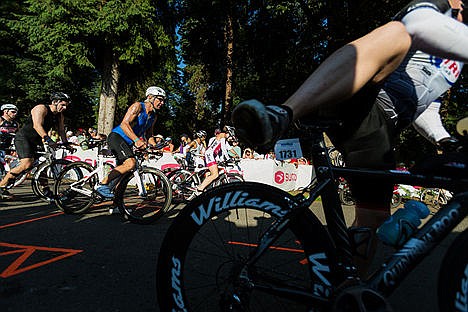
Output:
top-left (274, 138), bottom-right (303, 161)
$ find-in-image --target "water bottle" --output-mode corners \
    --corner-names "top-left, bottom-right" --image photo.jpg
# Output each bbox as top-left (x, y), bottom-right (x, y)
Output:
top-left (377, 200), bottom-right (430, 247)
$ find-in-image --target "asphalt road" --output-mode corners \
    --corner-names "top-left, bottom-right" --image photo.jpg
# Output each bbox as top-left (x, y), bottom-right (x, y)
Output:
top-left (0, 183), bottom-right (466, 311)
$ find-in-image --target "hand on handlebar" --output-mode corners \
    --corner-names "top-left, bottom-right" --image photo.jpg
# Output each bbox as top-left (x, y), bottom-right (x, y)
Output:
top-left (135, 138), bottom-right (147, 150)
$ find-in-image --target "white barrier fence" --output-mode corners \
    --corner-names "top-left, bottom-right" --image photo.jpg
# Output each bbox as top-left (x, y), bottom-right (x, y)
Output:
top-left (63, 147), bottom-right (315, 191)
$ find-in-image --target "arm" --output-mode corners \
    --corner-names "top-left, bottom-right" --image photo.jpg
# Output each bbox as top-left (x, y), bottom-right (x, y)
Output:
top-left (120, 102), bottom-right (146, 148)
top-left (31, 105), bottom-right (50, 139)
top-left (57, 113), bottom-right (67, 143)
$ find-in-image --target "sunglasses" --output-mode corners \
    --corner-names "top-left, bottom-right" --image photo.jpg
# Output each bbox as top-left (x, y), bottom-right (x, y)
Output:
top-left (9, 110), bottom-right (17, 114)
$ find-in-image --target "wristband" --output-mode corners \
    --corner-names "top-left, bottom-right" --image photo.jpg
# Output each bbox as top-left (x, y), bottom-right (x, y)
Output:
top-left (133, 137), bottom-right (140, 143)
top-left (43, 135), bottom-right (53, 144)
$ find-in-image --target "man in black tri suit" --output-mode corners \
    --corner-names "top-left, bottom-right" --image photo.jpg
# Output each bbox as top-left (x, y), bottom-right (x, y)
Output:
top-left (0, 92), bottom-right (71, 199)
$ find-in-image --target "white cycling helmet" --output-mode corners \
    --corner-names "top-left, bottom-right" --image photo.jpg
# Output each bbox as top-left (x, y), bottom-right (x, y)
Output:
top-left (145, 86), bottom-right (166, 98)
top-left (1, 104), bottom-right (18, 112)
top-left (195, 130), bottom-right (207, 138)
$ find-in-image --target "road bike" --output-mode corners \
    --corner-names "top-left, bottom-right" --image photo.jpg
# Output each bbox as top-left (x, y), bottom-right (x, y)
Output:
top-left (2, 142), bottom-right (72, 201)
top-left (54, 143), bottom-right (173, 224)
top-left (156, 118), bottom-right (467, 311)
top-left (168, 158), bottom-right (244, 202)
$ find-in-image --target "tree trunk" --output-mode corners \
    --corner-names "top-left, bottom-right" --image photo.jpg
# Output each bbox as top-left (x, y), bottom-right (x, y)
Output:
top-left (223, 5), bottom-right (234, 125)
top-left (98, 50), bottom-right (120, 135)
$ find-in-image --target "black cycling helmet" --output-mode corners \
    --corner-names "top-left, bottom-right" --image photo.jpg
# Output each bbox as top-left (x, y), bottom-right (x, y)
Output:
top-left (50, 92), bottom-right (71, 102)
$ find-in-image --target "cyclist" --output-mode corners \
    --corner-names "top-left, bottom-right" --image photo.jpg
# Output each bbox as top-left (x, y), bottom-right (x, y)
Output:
top-left (0, 92), bottom-right (71, 199)
top-left (184, 130), bottom-right (207, 168)
top-left (188, 126), bottom-right (239, 199)
top-left (0, 104), bottom-right (19, 151)
top-left (95, 86), bottom-right (166, 209)
top-left (232, 0), bottom-right (467, 274)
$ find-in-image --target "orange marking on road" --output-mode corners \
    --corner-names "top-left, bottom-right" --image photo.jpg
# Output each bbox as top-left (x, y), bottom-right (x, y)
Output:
top-left (0, 242), bottom-right (83, 278)
top-left (0, 212), bottom-right (64, 230)
top-left (227, 241), bottom-right (304, 254)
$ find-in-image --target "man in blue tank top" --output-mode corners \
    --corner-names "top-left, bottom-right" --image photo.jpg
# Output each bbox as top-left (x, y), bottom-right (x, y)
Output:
top-left (95, 86), bottom-right (166, 204)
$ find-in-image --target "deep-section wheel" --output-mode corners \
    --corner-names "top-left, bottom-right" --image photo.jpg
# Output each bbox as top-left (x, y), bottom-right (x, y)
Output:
top-left (157, 182), bottom-right (337, 311)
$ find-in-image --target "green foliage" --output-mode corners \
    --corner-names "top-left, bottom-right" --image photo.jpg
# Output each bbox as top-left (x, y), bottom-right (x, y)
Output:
top-left (0, 0), bottom-right (466, 160)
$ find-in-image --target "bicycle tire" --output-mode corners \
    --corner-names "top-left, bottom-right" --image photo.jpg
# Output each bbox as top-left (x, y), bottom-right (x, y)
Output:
top-left (114, 167), bottom-right (173, 224)
top-left (54, 161), bottom-right (96, 214)
top-left (391, 192), bottom-right (402, 208)
top-left (437, 228), bottom-right (468, 312)
top-left (157, 182), bottom-right (338, 312)
top-left (420, 188), bottom-right (446, 210)
top-left (209, 172), bottom-right (244, 189)
top-left (32, 159), bottom-right (71, 201)
top-left (339, 188), bottom-right (355, 206)
top-left (167, 169), bottom-right (201, 202)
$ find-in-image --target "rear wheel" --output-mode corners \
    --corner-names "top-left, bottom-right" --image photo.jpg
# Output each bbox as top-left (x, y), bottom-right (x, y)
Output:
top-left (167, 169), bottom-right (200, 202)
top-left (32, 159), bottom-right (71, 201)
top-left (54, 161), bottom-right (96, 214)
top-left (438, 229), bottom-right (468, 312)
top-left (115, 167), bottom-right (173, 224)
top-left (209, 172), bottom-right (244, 188)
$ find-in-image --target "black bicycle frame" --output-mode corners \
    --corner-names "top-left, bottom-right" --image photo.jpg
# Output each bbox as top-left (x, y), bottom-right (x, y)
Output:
top-left (238, 128), bottom-right (467, 305)
top-left (310, 132), bottom-right (468, 296)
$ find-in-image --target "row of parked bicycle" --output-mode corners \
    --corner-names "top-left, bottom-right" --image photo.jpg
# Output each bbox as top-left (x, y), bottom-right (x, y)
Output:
top-left (327, 146), bottom-right (453, 210)
top-left (0, 139), bottom-right (245, 224)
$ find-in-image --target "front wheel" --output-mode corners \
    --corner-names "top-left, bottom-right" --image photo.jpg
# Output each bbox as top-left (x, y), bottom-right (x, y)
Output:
top-left (114, 167), bottom-right (172, 224)
top-left (157, 182), bottom-right (338, 311)
top-left (420, 188), bottom-right (448, 210)
top-left (54, 161), bottom-right (96, 214)
top-left (438, 229), bottom-right (468, 312)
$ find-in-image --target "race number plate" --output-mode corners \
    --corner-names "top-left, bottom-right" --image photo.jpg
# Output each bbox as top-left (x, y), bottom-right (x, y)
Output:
top-left (274, 138), bottom-right (303, 160)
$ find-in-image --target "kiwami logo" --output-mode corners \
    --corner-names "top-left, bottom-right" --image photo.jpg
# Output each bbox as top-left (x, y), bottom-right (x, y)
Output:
top-left (191, 191), bottom-right (287, 225)
top-left (170, 256), bottom-right (187, 311)
top-left (455, 264), bottom-right (468, 312)
top-left (308, 253), bottom-right (332, 298)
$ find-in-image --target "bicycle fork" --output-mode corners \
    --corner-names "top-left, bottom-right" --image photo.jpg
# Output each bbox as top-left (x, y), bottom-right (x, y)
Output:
top-left (133, 170), bottom-right (147, 197)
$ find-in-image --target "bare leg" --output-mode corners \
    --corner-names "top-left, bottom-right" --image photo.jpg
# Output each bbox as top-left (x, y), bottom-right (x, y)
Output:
top-left (0, 158), bottom-right (34, 187)
top-left (198, 165), bottom-right (219, 191)
top-left (284, 21), bottom-right (411, 119)
top-left (101, 158), bottom-right (136, 185)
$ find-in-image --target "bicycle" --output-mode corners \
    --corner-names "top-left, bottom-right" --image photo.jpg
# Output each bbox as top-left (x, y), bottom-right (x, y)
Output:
top-left (2, 142), bottom-right (72, 201)
top-left (420, 187), bottom-right (453, 211)
top-left (156, 118), bottom-right (467, 311)
top-left (168, 158), bottom-right (244, 202)
top-left (54, 145), bottom-right (173, 224)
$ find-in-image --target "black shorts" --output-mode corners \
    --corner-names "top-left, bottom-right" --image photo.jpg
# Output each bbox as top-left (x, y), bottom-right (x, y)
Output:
top-left (107, 132), bottom-right (135, 165)
top-left (320, 84), bottom-right (397, 206)
top-left (14, 135), bottom-right (40, 159)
